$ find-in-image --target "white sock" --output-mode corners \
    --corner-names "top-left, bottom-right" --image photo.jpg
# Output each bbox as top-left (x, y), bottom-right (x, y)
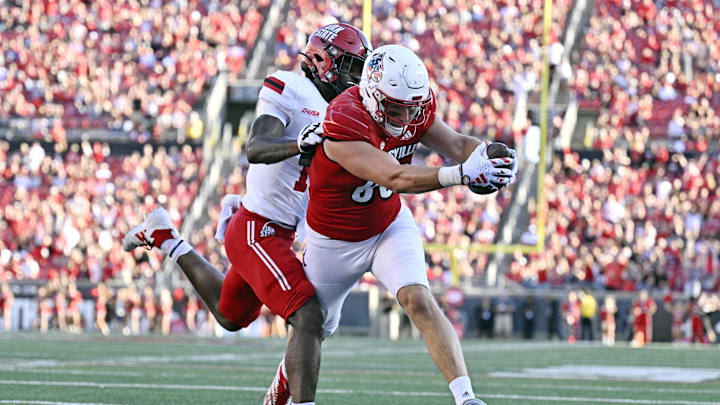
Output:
top-left (280, 356), bottom-right (287, 378)
top-left (449, 376), bottom-right (475, 405)
top-left (160, 238), bottom-right (192, 262)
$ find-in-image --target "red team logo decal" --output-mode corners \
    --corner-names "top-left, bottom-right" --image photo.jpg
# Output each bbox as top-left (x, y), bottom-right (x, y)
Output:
top-left (366, 52), bottom-right (384, 82)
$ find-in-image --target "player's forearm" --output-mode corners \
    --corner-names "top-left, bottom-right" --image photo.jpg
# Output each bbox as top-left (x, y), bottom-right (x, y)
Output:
top-left (383, 165), bottom-right (444, 194)
top-left (246, 137), bottom-right (300, 164)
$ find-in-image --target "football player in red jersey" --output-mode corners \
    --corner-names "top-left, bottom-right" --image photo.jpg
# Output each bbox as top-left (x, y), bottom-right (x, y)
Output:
top-left (123, 24), bottom-right (371, 405)
top-left (303, 45), bottom-right (517, 405)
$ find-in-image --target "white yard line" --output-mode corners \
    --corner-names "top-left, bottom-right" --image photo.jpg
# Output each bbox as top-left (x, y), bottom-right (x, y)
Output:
top-left (5, 367), bottom-right (718, 396)
top-left (479, 394), bottom-right (720, 405)
top-left (0, 380), bottom-right (719, 405)
top-left (0, 360), bottom-right (720, 395)
top-left (0, 367), bottom-right (143, 377)
top-left (0, 401), bottom-right (123, 405)
top-left (483, 381), bottom-right (720, 395)
top-left (0, 380), bottom-right (261, 392)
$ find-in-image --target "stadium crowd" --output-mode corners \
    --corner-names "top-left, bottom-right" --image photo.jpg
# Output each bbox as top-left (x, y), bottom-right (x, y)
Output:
top-left (572, 0), bottom-right (720, 149)
top-left (0, 140), bottom-right (204, 283)
top-left (1, 0), bottom-right (718, 345)
top-left (508, 148), bottom-right (720, 295)
top-left (0, 0), bottom-right (268, 138)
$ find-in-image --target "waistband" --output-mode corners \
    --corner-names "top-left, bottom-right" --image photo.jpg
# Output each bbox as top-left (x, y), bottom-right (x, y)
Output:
top-left (240, 205), bottom-right (296, 239)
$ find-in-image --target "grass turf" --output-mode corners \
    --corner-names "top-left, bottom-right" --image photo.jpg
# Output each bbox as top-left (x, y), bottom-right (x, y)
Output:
top-left (0, 333), bottom-right (718, 405)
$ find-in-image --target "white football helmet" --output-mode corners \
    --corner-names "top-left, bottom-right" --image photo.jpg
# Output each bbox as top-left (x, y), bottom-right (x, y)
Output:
top-left (359, 45), bottom-right (431, 138)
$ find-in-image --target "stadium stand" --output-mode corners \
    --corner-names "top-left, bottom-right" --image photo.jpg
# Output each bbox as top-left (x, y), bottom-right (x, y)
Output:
top-left (0, 141), bottom-right (204, 282)
top-left (572, 0), bottom-right (720, 148)
top-left (0, 1), bottom-right (717, 343)
top-left (510, 149), bottom-right (720, 294)
top-left (0, 0), bottom-right (269, 138)
top-left (273, 0), bottom-right (572, 141)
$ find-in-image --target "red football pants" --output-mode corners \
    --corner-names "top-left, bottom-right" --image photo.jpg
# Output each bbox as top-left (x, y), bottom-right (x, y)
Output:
top-left (219, 206), bottom-right (315, 327)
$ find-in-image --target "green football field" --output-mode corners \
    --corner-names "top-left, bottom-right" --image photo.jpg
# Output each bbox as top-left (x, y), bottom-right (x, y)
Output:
top-left (0, 333), bottom-right (719, 405)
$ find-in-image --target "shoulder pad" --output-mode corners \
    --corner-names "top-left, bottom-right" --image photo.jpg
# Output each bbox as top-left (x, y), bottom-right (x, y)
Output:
top-left (323, 91), bottom-right (374, 142)
top-left (257, 70), bottom-right (301, 117)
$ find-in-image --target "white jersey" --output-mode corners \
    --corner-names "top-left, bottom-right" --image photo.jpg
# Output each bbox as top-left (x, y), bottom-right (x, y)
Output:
top-left (242, 70), bottom-right (328, 227)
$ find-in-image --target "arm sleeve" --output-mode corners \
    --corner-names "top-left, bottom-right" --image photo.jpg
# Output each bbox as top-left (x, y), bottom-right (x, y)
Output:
top-left (255, 98), bottom-right (290, 126)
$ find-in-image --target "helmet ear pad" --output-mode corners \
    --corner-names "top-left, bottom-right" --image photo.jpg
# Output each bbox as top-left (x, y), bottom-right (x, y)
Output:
top-left (302, 46), bottom-right (334, 81)
top-left (301, 53), bottom-right (344, 103)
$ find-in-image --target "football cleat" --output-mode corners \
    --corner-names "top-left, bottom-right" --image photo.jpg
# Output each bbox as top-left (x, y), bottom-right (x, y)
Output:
top-left (122, 208), bottom-right (178, 252)
top-left (462, 399), bottom-right (488, 405)
top-left (263, 361), bottom-right (290, 405)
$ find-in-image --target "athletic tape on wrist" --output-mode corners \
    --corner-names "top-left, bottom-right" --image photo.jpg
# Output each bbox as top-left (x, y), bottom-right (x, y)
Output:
top-left (438, 165), bottom-right (463, 187)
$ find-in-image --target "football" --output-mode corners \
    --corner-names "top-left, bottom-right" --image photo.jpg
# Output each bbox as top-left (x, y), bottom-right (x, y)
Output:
top-left (468, 142), bottom-right (513, 195)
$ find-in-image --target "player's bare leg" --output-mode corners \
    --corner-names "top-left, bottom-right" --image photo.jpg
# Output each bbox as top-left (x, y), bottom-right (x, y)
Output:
top-left (122, 208), bottom-right (241, 331)
top-left (284, 297), bottom-right (324, 403)
top-left (397, 285), bottom-right (484, 405)
top-left (96, 312), bottom-right (109, 335)
top-left (176, 251), bottom-right (240, 330)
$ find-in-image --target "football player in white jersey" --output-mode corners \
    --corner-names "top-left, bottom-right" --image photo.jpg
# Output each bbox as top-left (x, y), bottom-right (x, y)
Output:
top-left (122, 23), bottom-right (372, 405)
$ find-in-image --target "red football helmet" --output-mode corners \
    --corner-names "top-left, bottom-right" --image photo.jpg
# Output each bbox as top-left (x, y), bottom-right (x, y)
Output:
top-left (301, 23), bottom-right (372, 98)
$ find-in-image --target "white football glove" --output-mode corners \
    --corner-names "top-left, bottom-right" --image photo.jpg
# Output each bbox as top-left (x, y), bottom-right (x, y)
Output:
top-left (215, 194), bottom-right (243, 242)
top-left (461, 144), bottom-right (515, 191)
top-left (297, 122), bottom-right (323, 153)
top-left (508, 149), bottom-right (518, 184)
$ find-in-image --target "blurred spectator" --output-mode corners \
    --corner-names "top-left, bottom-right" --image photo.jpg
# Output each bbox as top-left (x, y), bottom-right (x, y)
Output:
top-left (494, 295), bottom-right (515, 338)
top-left (475, 297), bottom-right (495, 338)
top-left (579, 289), bottom-right (597, 341)
top-left (522, 296), bottom-right (537, 339)
top-left (94, 283), bottom-right (110, 335)
top-left (186, 294), bottom-right (200, 332)
top-left (38, 287), bottom-right (52, 333)
top-left (630, 289), bottom-right (656, 347)
top-left (687, 295), bottom-right (717, 344)
top-left (143, 287), bottom-right (157, 332)
top-left (563, 290), bottom-right (580, 343)
top-left (159, 288), bottom-right (173, 336)
top-left (546, 297), bottom-right (562, 340)
top-left (600, 295), bottom-right (617, 346)
top-left (0, 282), bottom-right (13, 331)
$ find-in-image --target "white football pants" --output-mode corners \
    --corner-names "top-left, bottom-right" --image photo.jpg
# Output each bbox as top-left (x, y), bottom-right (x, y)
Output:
top-left (303, 205), bottom-right (430, 337)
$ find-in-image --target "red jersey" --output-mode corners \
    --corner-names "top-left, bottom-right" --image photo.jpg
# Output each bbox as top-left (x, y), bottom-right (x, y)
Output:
top-left (600, 308), bottom-right (615, 324)
top-left (633, 312), bottom-right (648, 331)
top-left (307, 86), bottom-right (436, 241)
top-left (633, 298), bottom-right (656, 318)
